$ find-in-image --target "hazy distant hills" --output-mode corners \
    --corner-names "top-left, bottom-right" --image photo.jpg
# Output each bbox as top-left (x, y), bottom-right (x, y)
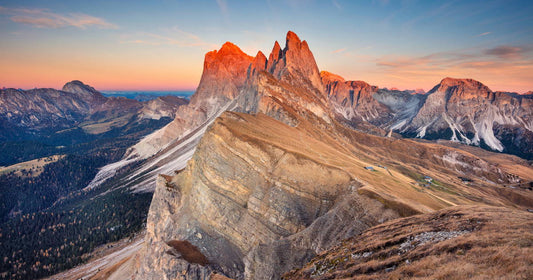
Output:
top-left (102, 91), bottom-right (193, 102)
top-left (0, 81), bottom-right (188, 144)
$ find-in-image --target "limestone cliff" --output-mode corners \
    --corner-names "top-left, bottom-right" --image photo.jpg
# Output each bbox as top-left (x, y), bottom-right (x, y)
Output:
top-left (321, 71), bottom-right (392, 123)
top-left (135, 32), bottom-right (533, 280)
top-left (238, 31), bottom-right (332, 126)
top-left (135, 112), bottom-right (400, 280)
top-left (401, 78), bottom-right (533, 156)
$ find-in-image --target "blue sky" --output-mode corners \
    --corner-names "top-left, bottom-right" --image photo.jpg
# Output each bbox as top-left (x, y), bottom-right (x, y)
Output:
top-left (1, 0), bottom-right (532, 92)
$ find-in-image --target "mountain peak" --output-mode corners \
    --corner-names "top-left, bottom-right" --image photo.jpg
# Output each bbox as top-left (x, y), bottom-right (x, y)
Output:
top-left (253, 51), bottom-right (267, 67)
top-left (62, 80), bottom-right (102, 97)
top-left (219, 41), bottom-right (245, 55)
top-left (191, 41), bottom-right (254, 106)
top-left (265, 31), bottom-right (324, 95)
top-left (439, 77), bottom-right (485, 88)
top-left (428, 77), bottom-right (492, 97)
top-left (286, 30), bottom-right (301, 45)
top-left (248, 51), bottom-right (267, 77)
top-left (320, 71), bottom-right (345, 83)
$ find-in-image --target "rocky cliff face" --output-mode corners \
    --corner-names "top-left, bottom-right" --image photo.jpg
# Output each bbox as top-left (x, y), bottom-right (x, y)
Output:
top-left (398, 78), bottom-right (533, 157)
top-left (237, 31), bottom-right (332, 126)
top-left (190, 42), bottom-right (253, 108)
top-left (126, 42), bottom-right (253, 160)
top-left (320, 73), bottom-right (533, 159)
top-left (136, 112), bottom-right (400, 280)
top-left (135, 31), bottom-right (533, 280)
top-left (321, 71), bottom-right (392, 124)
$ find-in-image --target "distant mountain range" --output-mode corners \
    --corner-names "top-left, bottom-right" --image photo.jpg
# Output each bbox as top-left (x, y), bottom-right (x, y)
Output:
top-left (0, 81), bottom-right (188, 143)
top-left (102, 91), bottom-right (194, 102)
top-left (0, 81), bottom-right (189, 279)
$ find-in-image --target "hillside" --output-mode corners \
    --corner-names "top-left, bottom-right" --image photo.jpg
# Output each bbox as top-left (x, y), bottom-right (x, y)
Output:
top-left (284, 205), bottom-right (533, 279)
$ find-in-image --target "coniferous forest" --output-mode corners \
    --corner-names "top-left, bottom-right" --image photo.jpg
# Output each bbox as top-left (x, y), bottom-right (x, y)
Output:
top-left (0, 118), bottom-right (169, 279)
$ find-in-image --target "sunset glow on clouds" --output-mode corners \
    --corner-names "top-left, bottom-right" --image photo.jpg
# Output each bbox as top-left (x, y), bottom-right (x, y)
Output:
top-left (1, 0), bottom-right (532, 92)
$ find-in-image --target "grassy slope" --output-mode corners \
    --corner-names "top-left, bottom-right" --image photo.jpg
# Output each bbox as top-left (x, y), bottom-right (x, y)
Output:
top-left (284, 205), bottom-right (533, 279)
top-left (217, 112), bottom-right (533, 216)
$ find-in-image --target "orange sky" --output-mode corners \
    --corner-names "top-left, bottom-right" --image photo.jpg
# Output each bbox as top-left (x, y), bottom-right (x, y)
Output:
top-left (1, 1), bottom-right (532, 93)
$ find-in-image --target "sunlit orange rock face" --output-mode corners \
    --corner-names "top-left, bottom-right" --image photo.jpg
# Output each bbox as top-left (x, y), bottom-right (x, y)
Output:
top-left (191, 42), bottom-right (254, 106)
top-left (127, 42), bottom-right (255, 159)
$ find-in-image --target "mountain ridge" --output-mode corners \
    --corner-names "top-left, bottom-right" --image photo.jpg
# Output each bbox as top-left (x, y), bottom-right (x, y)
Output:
top-left (132, 31), bottom-right (533, 280)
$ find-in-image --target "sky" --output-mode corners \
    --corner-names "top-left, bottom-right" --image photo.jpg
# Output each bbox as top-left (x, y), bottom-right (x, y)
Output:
top-left (1, 0), bottom-right (532, 92)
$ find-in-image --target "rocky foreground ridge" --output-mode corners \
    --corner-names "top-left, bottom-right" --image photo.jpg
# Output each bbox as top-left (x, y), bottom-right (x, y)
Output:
top-left (133, 31), bottom-right (533, 280)
top-left (284, 205), bottom-right (533, 279)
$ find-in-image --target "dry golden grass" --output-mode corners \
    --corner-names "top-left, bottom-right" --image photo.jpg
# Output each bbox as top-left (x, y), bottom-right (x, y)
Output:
top-left (283, 205), bottom-right (533, 280)
top-left (0, 155), bottom-right (64, 177)
top-left (214, 112), bottom-right (533, 218)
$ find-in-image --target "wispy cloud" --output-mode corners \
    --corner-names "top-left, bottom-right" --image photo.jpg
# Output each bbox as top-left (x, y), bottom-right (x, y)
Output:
top-left (331, 0), bottom-right (341, 10)
top-left (484, 45), bottom-right (530, 59)
top-left (121, 27), bottom-right (218, 50)
top-left (476, 31), bottom-right (491, 37)
top-left (216, 0), bottom-right (229, 15)
top-left (377, 45), bottom-right (533, 70)
top-left (0, 6), bottom-right (117, 29)
top-left (402, 1), bottom-right (456, 30)
top-left (331, 48), bottom-right (346, 54)
top-left (372, 45), bottom-right (533, 90)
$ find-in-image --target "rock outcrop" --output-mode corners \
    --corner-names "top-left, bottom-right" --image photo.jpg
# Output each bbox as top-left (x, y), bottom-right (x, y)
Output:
top-left (135, 31), bottom-right (533, 280)
top-left (399, 78), bottom-right (533, 157)
top-left (284, 205), bottom-right (533, 279)
top-left (126, 42), bottom-right (254, 160)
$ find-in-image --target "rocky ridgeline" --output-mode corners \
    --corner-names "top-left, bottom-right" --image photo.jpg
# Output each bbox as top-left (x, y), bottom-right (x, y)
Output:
top-left (322, 74), bottom-right (533, 158)
top-left (133, 31), bottom-right (533, 280)
top-left (0, 80), bottom-right (188, 140)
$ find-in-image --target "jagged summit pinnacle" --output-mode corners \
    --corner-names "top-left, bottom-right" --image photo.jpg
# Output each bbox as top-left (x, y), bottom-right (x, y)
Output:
top-left (218, 41), bottom-right (246, 55)
top-left (286, 30), bottom-right (301, 44)
top-left (252, 51), bottom-right (267, 70)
